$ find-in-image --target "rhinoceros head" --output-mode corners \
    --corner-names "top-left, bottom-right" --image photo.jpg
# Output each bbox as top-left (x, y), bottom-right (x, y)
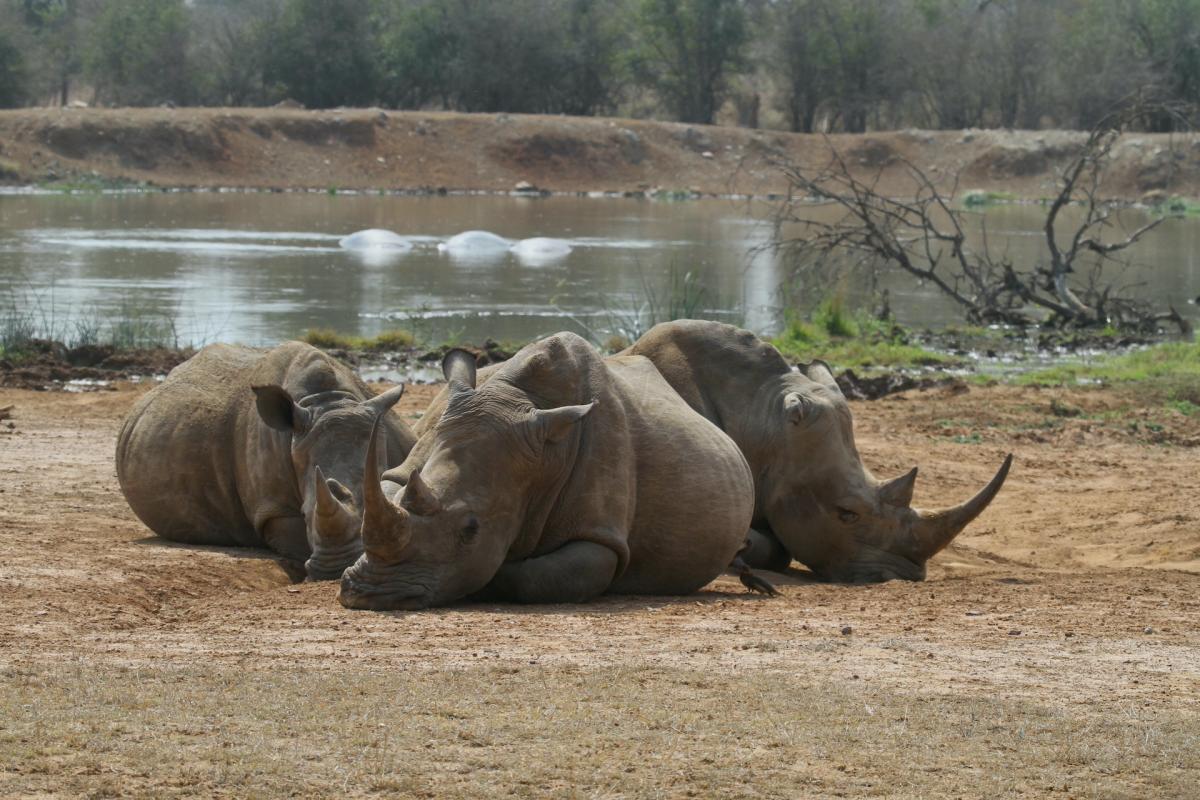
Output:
top-left (339, 348), bottom-right (594, 610)
top-left (765, 361), bottom-right (1011, 583)
top-left (251, 382), bottom-right (406, 580)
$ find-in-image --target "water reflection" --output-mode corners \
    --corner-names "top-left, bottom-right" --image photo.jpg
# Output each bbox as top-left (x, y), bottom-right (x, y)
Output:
top-left (0, 192), bottom-right (1196, 348)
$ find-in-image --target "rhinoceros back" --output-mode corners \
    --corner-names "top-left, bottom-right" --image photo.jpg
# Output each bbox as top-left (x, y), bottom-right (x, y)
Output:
top-left (589, 354), bottom-right (755, 595)
top-left (116, 343), bottom-right (289, 547)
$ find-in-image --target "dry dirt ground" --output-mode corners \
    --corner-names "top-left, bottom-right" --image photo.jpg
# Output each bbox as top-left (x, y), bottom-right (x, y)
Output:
top-left (0, 381), bottom-right (1197, 798)
top-left (2, 107), bottom-right (1198, 200)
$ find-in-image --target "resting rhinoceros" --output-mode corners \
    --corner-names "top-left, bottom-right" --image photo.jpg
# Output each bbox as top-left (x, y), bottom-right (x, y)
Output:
top-left (337, 332), bottom-right (756, 610)
top-left (622, 320), bottom-right (1011, 583)
top-left (115, 341), bottom-right (416, 579)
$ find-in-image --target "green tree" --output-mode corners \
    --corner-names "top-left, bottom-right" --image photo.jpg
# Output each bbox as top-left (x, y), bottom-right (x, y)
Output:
top-left (264, 0), bottom-right (377, 108)
top-left (374, 0), bottom-right (624, 115)
top-left (0, 18), bottom-right (29, 107)
top-left (772, 0), bottom-right (836, 132)
top-left (85, 0), bottom-right (191, 105)
top-left (190, 0), bottom-right (283, 106)
top-left (630, 0), bottom-right (747, 124)
top-left (1125, 0), bottom-right (1200, 129)
top-left (20, 0), bottom-right (90, 105)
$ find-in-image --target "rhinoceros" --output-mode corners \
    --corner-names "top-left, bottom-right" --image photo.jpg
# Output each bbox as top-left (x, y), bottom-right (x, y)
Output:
top-left (115, 341), bottom-right (416, 579)
top-left (337, 333), bottom-right (757, 610)
top-left (622, 320), bottom-right (1011, 583)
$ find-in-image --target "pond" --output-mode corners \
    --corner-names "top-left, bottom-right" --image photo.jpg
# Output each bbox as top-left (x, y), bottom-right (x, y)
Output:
top-left (1, 191), bottom-right (1197, 349)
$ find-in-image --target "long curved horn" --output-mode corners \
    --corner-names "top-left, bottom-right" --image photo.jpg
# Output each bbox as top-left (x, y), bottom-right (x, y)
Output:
top-left (361, 415), bottom-right (411, 560)
top-left (442, 348), bottom-right (478, 389)
top-left (312, 467), bottom-right (357, 546)
top-left (363, 384), bottom-right (405, 415)
top-left (911, 454), bottom-right (1013, 559)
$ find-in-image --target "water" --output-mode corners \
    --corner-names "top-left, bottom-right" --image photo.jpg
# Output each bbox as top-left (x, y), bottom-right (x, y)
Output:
top-left (1, 192), bottom-right (1197, 348)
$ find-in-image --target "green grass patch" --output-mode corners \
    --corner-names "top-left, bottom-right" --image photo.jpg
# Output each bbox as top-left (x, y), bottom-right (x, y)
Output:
top-left (772, 303), bottom-right (954, 370)
top-left (301, 327), bottom-right (416, 352)
top-left (1014, 338), bottom-right (1200, 403)
top-left (0, 157), bottom-right (21, 182)
top-left (1151, 195), bottom-right (1200, 215)
top-left (962, 189), bottom-right (1016, 208)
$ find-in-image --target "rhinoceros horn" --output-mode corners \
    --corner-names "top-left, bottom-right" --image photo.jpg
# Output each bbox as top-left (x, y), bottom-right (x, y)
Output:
top-left (910, 454), bottom-right (1013, 559)
top-left (363, 384), bottom-right (405, 415)
top-left (312, 466), bottom-right (357, 544)
top-left (361, 415), bottom-right (411, 559)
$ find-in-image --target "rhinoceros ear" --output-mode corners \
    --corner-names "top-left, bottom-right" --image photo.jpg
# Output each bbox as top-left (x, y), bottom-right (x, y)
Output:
top-left (400, 469), bottom-right (442, 516)
top-left (442, 348), bottom-right (478, 389)
top-left (533, 401), bottom-right (596, 443)
top-left (803, 360), bottom-right (842, 394)
top-left (363, 384), bottom-right (405, 415)
top-left (879, 467), bottom-right (918, 508)
top-left (252, 385), bottom-right (312, 435)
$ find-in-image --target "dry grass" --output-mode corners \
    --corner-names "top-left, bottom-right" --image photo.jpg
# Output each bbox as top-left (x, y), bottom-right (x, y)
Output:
top-left (2, 663), bottom-right (1196, 799)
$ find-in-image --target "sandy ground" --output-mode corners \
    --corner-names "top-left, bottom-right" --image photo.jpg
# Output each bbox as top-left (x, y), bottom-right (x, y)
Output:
top-left (0, 381), bottom-right (1197, 797)
top-left (2, 107), bottom-right (1198, 200)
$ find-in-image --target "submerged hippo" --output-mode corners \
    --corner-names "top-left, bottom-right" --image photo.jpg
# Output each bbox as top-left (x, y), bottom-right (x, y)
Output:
top-left (116, 342), bottom-right (416, 579)
top-left (338, 333), bottom-right (757, 610)
top-left (338, 229), bottom-right (413, 252)
top-left (623, 320), bottom-right (1011, 583)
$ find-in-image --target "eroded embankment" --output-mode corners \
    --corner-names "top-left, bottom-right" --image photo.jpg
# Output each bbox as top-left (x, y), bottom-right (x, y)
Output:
top-left (2, 107), bottom-right (1199, 199)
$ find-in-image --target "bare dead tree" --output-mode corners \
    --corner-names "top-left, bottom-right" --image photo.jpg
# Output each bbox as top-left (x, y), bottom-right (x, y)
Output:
top-left (770, 99), bottom-right (1194, 335)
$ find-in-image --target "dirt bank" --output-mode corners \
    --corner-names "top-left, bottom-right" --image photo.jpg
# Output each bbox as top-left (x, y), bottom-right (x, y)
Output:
top-left (0, 381), bottom-right (1196, 797)
top-left (2, 107), bottom-right (1198, 200)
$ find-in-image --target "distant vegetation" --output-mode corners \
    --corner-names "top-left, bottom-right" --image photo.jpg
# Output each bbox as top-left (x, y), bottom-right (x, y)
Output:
top-left (1018, 336), bottom-right (1200, 401)
top-left (4, 0), bottom-right (1200, 132)
top-left (301, 328), bottom-right (416, 352)
top-left (772, 298), bottom-right (954, 369)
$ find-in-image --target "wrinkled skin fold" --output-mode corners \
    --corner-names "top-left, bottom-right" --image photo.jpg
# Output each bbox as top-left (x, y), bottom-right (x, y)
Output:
top-left (115, 342), bottom-right (416, 580)
top-left (621, 320), bottom-right (1013, 583)
top-left (339, 333), bottom-right (757, 610)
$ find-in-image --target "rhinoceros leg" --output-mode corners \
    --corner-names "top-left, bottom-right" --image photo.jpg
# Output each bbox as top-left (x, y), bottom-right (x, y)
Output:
top-left (261, 516), bottom-right (310, 563)
top-left (486, 540), bottom-right (619, 604)
top-left (739, 527), bottom-right (792, 572)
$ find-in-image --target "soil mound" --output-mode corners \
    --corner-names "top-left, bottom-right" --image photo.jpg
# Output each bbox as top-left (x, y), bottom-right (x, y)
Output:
top-left (0, 340), bottom-right (190, 390)
top-left (6, 108), bottom-right (1200, 198)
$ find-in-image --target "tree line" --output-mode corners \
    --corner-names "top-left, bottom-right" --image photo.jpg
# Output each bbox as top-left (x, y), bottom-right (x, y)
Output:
top-left (2, 0), bottom-right (1200, 132)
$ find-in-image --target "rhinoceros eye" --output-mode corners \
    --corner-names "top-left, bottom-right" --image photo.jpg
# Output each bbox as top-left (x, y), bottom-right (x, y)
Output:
top-left (836, 507), bottom-right (860, 524)
top-left (461, 516), bottom-right (480, 540)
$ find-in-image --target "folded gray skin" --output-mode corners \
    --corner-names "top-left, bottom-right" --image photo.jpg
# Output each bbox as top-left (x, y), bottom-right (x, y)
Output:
top-left (621, 320), bottom-right (1011, 583)
top-left (339, 332), bottom-right (756, 610)
top-left (116, 341), bottom-right (416, 580)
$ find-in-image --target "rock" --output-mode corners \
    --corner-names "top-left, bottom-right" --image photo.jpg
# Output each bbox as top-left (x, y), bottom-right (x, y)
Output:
top-left (840, 625), bottom-right (853, 636)
top-left (1144, 626), bottom-right (1154, 634)
top-left (1007, 629), bottom-right (1022, 636)
top-left (701, 151), bottom-right (715, 159)
top-left (514, 180), bottom-right (537, 192)
top-left (673, 126), bottom-right (713, 152)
